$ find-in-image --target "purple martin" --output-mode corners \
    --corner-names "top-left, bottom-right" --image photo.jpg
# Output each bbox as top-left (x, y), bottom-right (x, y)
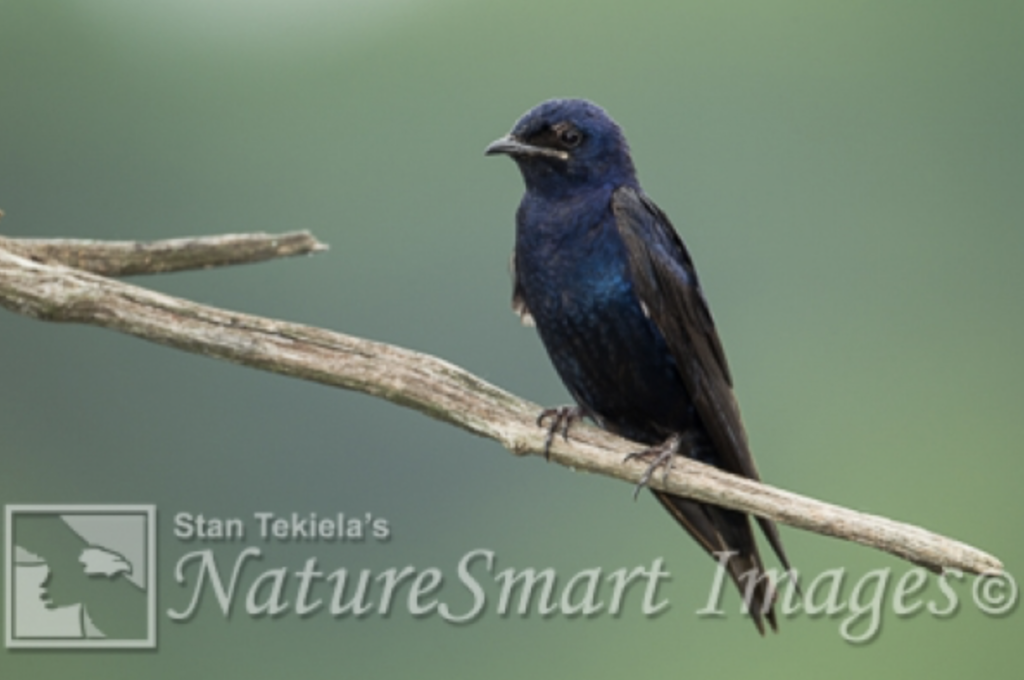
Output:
top-left (486, 99), bottom-right (794, 633)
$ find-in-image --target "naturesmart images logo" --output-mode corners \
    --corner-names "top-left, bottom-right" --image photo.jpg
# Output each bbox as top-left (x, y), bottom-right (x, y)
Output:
top-left (3, 504), bottom-right (1017, 649)
top-left (4, 505), bottom-right (156, 649)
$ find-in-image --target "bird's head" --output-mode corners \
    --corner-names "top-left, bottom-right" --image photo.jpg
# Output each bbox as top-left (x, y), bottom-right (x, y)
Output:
top-left (485, 99), bottom-right (637, 197)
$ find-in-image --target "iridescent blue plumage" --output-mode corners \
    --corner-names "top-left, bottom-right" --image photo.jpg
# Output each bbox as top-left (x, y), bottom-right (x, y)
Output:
top-left (487, 99), bottom-right (794, 633)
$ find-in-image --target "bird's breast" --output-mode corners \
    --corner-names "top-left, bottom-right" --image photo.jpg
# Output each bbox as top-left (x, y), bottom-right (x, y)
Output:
top-left (515, 207), bottom-right (699, 443)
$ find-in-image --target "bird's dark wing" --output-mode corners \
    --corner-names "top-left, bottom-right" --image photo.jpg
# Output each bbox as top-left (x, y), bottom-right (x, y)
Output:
top-left (611, 185), bottom-right (793, 574)
top-left (510, 253), bottom-right (535, 327)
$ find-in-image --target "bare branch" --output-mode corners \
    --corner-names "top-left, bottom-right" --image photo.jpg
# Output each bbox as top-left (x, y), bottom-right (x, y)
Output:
top-left (0, 231), bottom-right (327, 277)
top-left (0, 234), bottom-right (1004, 577)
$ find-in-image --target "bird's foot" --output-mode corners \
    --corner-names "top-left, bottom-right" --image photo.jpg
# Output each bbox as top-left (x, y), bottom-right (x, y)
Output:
top-left (623, 433), bottom-right (683, 500)
top-left (536, 405), bottom-right (584, 460)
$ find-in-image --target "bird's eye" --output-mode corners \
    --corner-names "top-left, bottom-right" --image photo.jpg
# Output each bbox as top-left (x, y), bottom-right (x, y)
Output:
top-left (559, 127), bottom-right (582, 148)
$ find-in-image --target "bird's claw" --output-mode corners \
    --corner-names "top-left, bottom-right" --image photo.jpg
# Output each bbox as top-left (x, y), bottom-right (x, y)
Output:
top-left (623, 434), bottom-right (683, 500)
top-left (536, 406), bottom-right (583, 460)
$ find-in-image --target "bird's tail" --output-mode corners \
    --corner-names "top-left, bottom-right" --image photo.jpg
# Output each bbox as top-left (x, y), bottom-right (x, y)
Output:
top-left (652, 491), bottom-right (780, 634)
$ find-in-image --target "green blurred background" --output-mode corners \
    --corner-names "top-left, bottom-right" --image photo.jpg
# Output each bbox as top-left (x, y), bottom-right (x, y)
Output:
top-left (1, 0), bottom-right (1021, 676)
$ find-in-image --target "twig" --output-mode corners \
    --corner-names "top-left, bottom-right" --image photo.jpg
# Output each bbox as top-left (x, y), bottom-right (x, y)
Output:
top-left (0, 232), bottom-right (1004, 577)
top-left (0, 230), bottom-right (327, 277)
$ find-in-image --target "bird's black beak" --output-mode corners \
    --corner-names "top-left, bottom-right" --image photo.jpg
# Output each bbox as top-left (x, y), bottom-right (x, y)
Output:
top-left (485, 135), bottom-right (568, 160)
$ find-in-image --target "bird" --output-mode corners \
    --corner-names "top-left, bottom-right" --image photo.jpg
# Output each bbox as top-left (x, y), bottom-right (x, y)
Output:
top-left (485, 98), bottom-right (794, 633)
